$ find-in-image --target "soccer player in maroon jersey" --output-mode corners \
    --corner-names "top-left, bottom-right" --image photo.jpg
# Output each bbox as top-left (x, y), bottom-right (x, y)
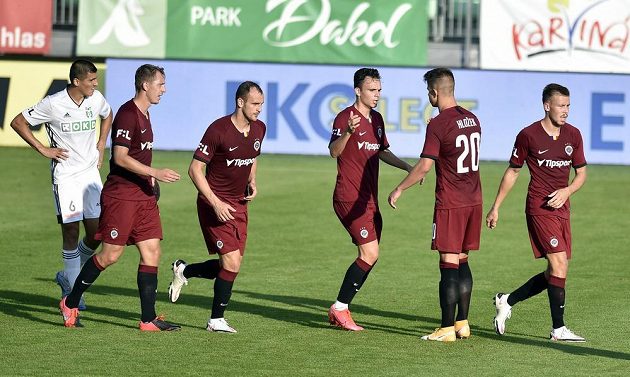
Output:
top-left (59, 64), bottom-right (182, 331)
top-left (327, 68), bottom-right (412, 331)
top-left (167, 81), bottom-right (266, 333)
top-left (486, 83), bottom-right (587, 342)
top-left (388, 68), bottom-right (482, 342)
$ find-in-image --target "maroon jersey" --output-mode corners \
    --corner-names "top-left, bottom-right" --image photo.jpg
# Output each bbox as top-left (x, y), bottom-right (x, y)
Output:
top-left (194, 115), bottom-right (266, 212)
top-left (330, 106), bottom-right (389, 203)
top-left (509, 121), bottom-right (586, 218)
top-left (102, 99), bottom-right (154, 201)
top-left (421, 106), bottom-right (482, 209)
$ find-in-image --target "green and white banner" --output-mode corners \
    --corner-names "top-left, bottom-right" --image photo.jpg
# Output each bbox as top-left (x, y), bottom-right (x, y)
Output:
top-left (77, 0), bottom-right (427, 66)
top-left (77, 0), bottom-right (167, 58)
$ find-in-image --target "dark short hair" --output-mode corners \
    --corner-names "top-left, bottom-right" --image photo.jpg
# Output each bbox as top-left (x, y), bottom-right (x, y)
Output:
top-left (423, 67), bottom-right (454, 88)
top-left (542, 83), bottom-right (570, 103)
top-left (69, 60), bottom-right (97, 83)
top-left (235, 81), bottom-right (263, 104)
top-left (135, 64), bottom-right (165, 92)
top-left (354, 68), bottom-right (380, 89)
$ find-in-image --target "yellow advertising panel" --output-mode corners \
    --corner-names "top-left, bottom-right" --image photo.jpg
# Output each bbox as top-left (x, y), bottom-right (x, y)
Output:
top-left (0, 60), bottom-right (106, 147)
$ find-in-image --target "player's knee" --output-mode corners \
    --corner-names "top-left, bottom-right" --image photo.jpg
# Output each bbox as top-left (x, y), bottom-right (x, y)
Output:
top-left (97, 246), bottom-right (125, 267)
top-left (61, 223), bottom-right (80, 249)
top-left (96, 253), bottom-right (117, 268)
top-left (83, 237), bottom-right (100, 251)
top-left (220, 250), bottom-right (242, 272)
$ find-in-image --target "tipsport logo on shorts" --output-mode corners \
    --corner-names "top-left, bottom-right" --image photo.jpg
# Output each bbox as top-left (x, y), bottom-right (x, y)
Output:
top-left (61, 120), bottom-right (97, 133)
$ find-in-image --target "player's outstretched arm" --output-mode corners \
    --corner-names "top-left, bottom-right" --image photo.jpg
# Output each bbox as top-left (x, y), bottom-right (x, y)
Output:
top-left (388, 157), bottom-right (434, 209)
top-left (378, 149), bottom-right (413, 172)
top-left (10, 113), bottom-right (69, 161)
top-left (189, 158), bottom-right (235, 222)
top-left (96, 112), bottom-right (113, 169)
top-left (112, 145), bottom-right (180, 182)
top-left (486, 167), bottom-right (520, 229)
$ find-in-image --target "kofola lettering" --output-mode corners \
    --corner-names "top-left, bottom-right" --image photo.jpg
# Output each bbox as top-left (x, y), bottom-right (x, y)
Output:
top-left (226, 158), bottom-right (255, 167)
top-left (263, 0), bottom-right (412, 48)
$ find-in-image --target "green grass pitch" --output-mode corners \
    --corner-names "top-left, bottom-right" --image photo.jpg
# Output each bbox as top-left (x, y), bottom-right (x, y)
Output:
top-left (0, 147), bottom-right (628, 376)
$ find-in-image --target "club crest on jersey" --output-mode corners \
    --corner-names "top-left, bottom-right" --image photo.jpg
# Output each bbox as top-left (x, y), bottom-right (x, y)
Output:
top-left (550, 237), bottom-right (559, 248)
top-left (254, 139), bottom-right (261, 151)
top-left (85, 107), bottom-right (94, 118)
top-left (216, 240), bottom-right (224, 249)
top-left (360, 227), bottom-right (369, 239)
top-left (110, 228), bottom-right (119, 239)
top-left (564, 144), bottom-right (573, 156)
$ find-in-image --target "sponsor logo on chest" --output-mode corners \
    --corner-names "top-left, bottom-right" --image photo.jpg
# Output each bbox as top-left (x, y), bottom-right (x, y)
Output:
top-left (536, 159), bottom-right (571, 168)
top-left (227, 158), bottom-right (255, 167)
top-left (357, 141), bottom-right (380, 151)
top-left (61, 120), bottom-right (97, 133)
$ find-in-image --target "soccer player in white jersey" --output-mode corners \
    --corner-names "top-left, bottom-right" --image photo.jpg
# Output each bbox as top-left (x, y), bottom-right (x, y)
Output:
top-left (10, 60), bottom-right (113, 309)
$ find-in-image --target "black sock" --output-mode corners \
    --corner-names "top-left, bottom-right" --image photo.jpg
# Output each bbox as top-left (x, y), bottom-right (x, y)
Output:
top-left (336, 258), bottom-right (371, 305)
top-left (547, 276), bottom-right (566, 329)
top-left (66, 256), bottom-right (103, 309)
top-left (184, 259), bottom-right (220, 280)
top-left (507, 272), bottom-right (548, 306)
top-left (439, 263), bottom-right (459, 327)
top-left (456, 261), bottom-right (473, 321)
top-left (211, 269), bottom-right (238, 319)
top-left (138, 265), bottom-right (158, 323)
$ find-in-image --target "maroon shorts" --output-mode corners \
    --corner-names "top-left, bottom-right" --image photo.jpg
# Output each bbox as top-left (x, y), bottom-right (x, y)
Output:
top-left (526, 214), bottom-right (572, 259)
top-left (197, 197), bottom-right (248, 255)
top-left (95, 194), bottom-right (162, 246)
top-left (333, 201), bottom-right (382, 246)
top-left (431, 205), bottom-right (482, 253)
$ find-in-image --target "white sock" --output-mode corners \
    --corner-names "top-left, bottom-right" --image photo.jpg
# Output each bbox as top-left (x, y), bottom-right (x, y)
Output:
top-left (62, 248), bottom-right (81, 289)
top-left (78, 239), bottom-right (95, 266)
top-left (334, 301), bottom-right (348, 311)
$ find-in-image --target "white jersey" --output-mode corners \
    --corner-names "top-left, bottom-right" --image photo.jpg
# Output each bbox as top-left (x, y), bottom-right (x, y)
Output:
top-left (22, 88), bottom-right (111, 184)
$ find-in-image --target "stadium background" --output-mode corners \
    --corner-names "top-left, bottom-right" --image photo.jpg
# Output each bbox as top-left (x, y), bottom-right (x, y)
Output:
top-left (1, 1), bottom-right (629, 376)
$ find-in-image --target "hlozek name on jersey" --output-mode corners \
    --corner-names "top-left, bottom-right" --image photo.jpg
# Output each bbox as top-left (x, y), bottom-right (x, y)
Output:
top-left (357, 141), bottom-right (380, 151)
top-left (227, 158), bottom-right (255, 167)
top-left (537, 159), bottom-right (571, 168)
top-left (456, 117), bottom-right (477, 129)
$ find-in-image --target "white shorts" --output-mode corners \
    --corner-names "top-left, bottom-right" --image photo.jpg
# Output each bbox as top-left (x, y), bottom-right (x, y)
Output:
top-left (52, 169), bottom-right (103, 224)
